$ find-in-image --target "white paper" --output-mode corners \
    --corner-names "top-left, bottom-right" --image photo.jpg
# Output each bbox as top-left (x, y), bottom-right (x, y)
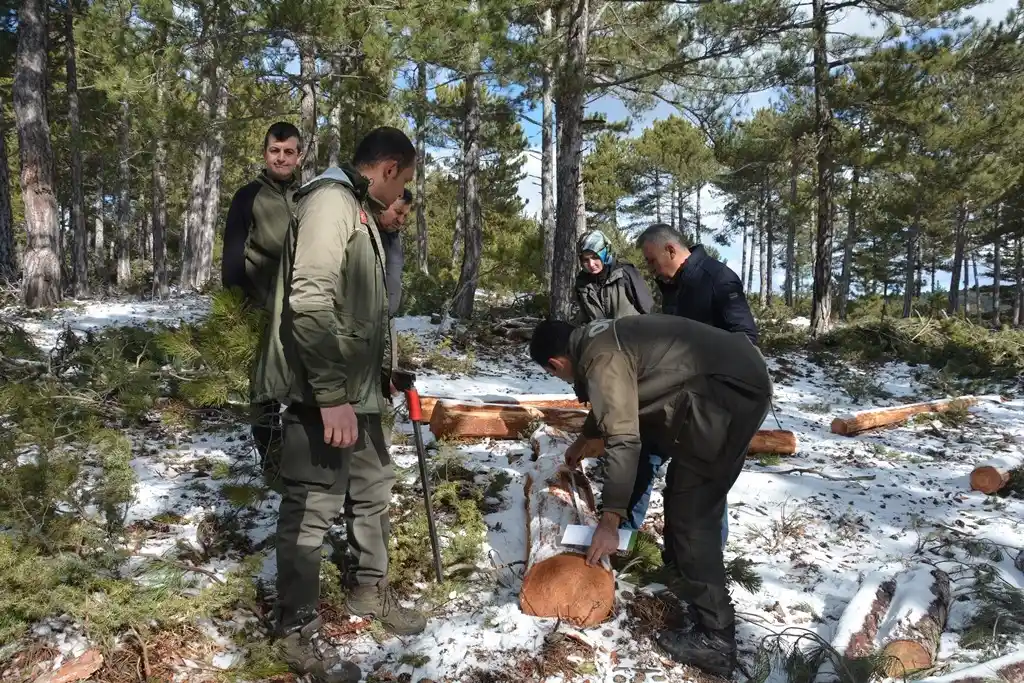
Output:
top-left (560, 524), bottom-right (636, 551)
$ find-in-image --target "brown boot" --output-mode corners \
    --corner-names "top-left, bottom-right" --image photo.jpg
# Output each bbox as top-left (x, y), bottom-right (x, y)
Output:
top-left (277, 617), bottom-right (361, 682)
top-left (345, 581), bottom-right (427, 636)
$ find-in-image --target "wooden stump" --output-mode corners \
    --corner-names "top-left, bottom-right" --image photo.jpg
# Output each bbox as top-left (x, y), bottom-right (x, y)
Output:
top-left (876, 567), bottom-right (951, 676)
top-left (519, 426), bottom-right (614, 627)
top-left (748, 429), bottom-right (798, 455)
top-left (969, 455), bottom-right (1022, 494)
top-left (831, 397), bottom-right (979, 436)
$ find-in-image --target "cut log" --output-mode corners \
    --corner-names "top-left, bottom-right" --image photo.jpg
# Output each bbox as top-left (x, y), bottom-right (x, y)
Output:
top-left (823, 570), bottom-right (898, 667)
top-left (970, 455), bottom-right (1023, 495)
top-left (831, 397), bottom-right (979, 436)
top-left (520, 425), bottom-right (614, 627)
top-left (429, 399), bottom-right (589, 440)
top-left (419, 394), bottom-right (588, 422)
top-left (428, 398), bottom-right (798, 454)
top-left (913, 650), bottom-right (1024, 683)
top-left (33, 650), bottom-right (103, 683)
top-left (875, 566), bottom-right (952, 676)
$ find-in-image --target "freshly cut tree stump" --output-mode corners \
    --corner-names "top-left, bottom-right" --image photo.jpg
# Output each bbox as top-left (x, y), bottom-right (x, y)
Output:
top-left (831, 397), bottom-right (979, 436)
top-left (519, 425), bottom-right (614, 627)
top-left (429, 400), bottom-right (589, 439)
top-left (429, 399), bottom-right (798, 454)
top-left (914, 650), bottom-right (1024, 683)
top-left (969, 455), bottom-right (1023, 494)
top-left (875, 566), bottom-right (952, 676)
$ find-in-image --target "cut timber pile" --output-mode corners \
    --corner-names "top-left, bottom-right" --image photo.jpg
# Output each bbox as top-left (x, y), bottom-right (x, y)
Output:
top-left (969, 454), bottom-right (1023, 494)
top-left (831, 397), bottom-right (979, 436)
top-left (491, 316), bottom-right (540, 341)
top-left (519, 425), bottom-right (614, 627)
top-left (428, 398), bottom-right (799, 454)
top-left (874, 566), bottom-right (951, 676)
top-left (914, 651), bottom-right (1024, 683)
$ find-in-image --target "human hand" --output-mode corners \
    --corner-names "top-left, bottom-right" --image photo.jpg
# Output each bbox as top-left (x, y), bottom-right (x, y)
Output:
top-left (565, 437), bottom-right (603, 469)
top-left (321, 403), bottom-right (358, 448)
top-left (586, 514), bottom-right (621, 567)
top-left (389, 381), bottom-right (399, 396)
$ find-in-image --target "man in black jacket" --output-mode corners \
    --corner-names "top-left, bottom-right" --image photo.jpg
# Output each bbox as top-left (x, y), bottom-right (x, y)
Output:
top-left (636, 223), bottom-right (758, 346)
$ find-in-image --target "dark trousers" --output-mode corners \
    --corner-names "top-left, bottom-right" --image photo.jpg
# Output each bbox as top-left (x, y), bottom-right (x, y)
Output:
top-left (661, 379), bottom-right (770, 638)
top-left (622, 447), bottom-right (729, 549)
top-left (251, 399), bottom-right (283, 492)
top-left (274, 407), bottom-right (395, 632)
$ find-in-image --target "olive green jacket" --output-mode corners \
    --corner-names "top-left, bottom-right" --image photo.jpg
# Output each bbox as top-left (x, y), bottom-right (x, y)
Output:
top-left (251, 165), bottom-right (393, 414)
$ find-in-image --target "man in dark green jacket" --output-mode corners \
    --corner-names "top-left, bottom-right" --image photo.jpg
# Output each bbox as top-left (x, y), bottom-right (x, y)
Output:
top-left (263, 127), bottom-right (423, 683)
top-left (221, 122), bottom-right (301, 491)
top-left (529, 315), bottom-right (772, 678)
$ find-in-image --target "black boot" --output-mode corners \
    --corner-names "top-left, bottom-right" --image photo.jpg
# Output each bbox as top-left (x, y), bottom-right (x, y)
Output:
top-left (656, 626), bottom-right (737, 679)
top-left (276, 616), bottom-right (362, 682)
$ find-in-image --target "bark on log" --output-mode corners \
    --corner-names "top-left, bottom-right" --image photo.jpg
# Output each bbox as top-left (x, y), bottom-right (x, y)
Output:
top-left (33, 650), bottom-right (103, 683)
top-left (875, 567), bottom-right (951, 676)
top-left (427, 398), bottom-right (798, 454)
top-left (421, 394), bottom-right (588, 422)
top-left (969, 455), bottom-right (1022, 495)
top-left (824, 571), bottom-right (897, 667)
top-left (520, 426), bottom-right (614, 627)
top-left (831, 397), bottom-right (979, 436)
top-left (913, 650), bottom-right (1024, 683)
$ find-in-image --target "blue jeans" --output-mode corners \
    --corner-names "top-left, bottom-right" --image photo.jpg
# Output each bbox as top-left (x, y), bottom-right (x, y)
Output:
top-left (622, 450), bottom-right (729, 549)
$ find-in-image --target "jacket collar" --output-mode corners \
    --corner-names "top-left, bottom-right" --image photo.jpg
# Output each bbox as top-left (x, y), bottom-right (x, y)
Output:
top-left (259, 170), bottom-right (297, 194)
top-left (667, 245), bottom-right (708, 286)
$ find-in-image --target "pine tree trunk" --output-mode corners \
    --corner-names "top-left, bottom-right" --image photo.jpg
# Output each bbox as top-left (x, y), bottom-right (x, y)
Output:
top-left (192, 71), bottom-right (228, 291)
top-left (1014, 233), bottom-right (1022, 327)
top-left (669, 184), bottom-right (677, 231)
top-left (65, 2), bottom-right (87, 296)
top-left (151, 85), bottom-right (169, 299)
top-left (453, 24), bottom-right (482, 320)
top-left (92, 191), bottom-right (104, 260)
top-left (115, 99), bottom-right (131, 286)
top-left (972, 253), bottom-right (981, 324)
top-left (746, 209), bottom-right (756, 293)
top-left (0, 93), bottom-right (17, 281)
top-left (948, 203), bottom-right (967, 315)
top-left (452, 151), bottom-right (465, 269)
top-left (810, 0), bottom-right (834, 337)
top-left (766, 200), bottom-right (774, 306)
top-left (328, 97), bottom-right (341, 168)
top-left (740, 212), bottom-right (748, 289)
top-left (415, 61), bottom-right (428, 275)
top-left (14, 0), bottom-right (62, 307)
top-left (180, 66), bottom-right (213, 285)
top-left (677, 185), bottom-right (684, 235)
top-left (915, 238), bottom-right (923, 298)
top-left (838, 165), bottom-right (859, 321)
top-left (654, 173), bottom-right (662, 223)
top-left (930, 254), bottom-right (936, 295)
top-left (962, 247), bottom-right (970, 317)
top-left (550, 0), bottom-right (589, 320)
top-left (993, 232), bottom-right (1001, 327)
top-left (540, 10), bottom-right (555, 289)
top-left (299, 39), bottom-right (317, 184)
top-left (695, 181), bottom-right (702, 244)
top-left (576, 158), bottom-right (586, 236)
top-left (758, 184), bottom-right (767, 308)
top-left (784, 137), bottom-right (798, 307)
top-left (902, 218), bottom-right (918, 318)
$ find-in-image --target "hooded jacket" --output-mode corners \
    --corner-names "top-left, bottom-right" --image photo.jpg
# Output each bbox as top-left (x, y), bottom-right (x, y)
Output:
top-left (573, 261), bottom-right (654, 323)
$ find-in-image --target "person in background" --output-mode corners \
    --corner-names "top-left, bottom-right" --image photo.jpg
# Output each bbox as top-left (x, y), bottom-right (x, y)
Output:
top-left (636, 223), bottom-right (758, 346)
top-left (528, 316), bottom-right (773, 679)
top-left (220, 121), bottom-right (302, 492)
top-left (572, 229), bottom-right (661, 534)
top-left (378, 189), bottom-right (413, 318)
top-left (260, 126), bottom-right (424, 683)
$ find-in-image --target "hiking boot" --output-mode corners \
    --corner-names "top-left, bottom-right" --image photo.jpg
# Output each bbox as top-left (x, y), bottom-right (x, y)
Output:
top-left (656, 627), bottom-right (737, 678)
top-left (277, 617), bottom-right (362, 682)
top-left (345, 581), bottom-right (427, 636)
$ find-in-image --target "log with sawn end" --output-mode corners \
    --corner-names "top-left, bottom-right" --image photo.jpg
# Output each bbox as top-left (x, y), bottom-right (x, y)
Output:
top-left (874, 566), bottom-right (951, 677)
top-left (519, 425), bottom-right (614, 627)
top-left (831, 397), bottom-right (979, 436)
top-left (427, 399), bottom-right (799, 455)
top-left (969, 454), bottom-right (1023, 495)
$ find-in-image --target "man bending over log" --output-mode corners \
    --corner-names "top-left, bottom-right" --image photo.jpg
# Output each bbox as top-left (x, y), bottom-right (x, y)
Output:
top-left (528, 315), bottom-right (773, 677)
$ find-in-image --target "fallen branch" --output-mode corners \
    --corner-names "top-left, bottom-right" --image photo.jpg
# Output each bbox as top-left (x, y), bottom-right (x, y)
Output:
top-left (137, 555), bottom-right (225, 584)
top-left (763, 467), bottom-right (876, 483)
top-left (129, 626), bottom-right (152, 681)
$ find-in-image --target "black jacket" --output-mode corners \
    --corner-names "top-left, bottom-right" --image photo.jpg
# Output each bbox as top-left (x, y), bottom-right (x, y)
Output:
top-left (379, 228), bottom-right (404, 316)
top-left (657, 245), bottom-right (759, 346)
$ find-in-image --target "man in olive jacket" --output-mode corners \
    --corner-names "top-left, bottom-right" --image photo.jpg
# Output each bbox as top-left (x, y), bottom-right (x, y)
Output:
top-left (221, 122), bottom-right (301, 490)
top-left (256, 127), bottom-right (422, 683)
top-left (529, 315), bottom-right (772, 678)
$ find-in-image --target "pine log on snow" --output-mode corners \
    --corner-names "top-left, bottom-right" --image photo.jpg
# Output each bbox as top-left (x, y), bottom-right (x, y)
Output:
top-left (969, 454), bottom-right (1023, 495)
top-left (429, 399), bottom-right (799, 454)
top-left (875, 566), bottom-right (952, 676)
top-left (519, 425), bottom-right (614, 627)
top-left (419, 394), bottom-right (588, 423)
top-left (831, 397), bottom-right (979, 436)
top-left (913, 650), bottom-right (1024, 683)
top-left (820, 570), bottom-right (898, 676)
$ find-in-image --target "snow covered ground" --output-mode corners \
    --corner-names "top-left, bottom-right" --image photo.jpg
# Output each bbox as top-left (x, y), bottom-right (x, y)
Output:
top-left (8, 296), bottom-right (1024, 682)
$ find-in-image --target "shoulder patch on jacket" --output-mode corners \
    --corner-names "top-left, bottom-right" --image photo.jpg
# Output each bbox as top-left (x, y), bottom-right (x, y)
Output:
top-left (359, 209), bottom-right (369, 225)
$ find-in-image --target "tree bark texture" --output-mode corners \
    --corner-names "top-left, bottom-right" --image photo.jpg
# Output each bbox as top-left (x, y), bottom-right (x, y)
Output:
top-left (151, 84), bottom-right (169, 299)
top-left (784, 137), bottom-right (799, 307)
top-left (0, 93), bottom-right (17, 281)
top-left (453, 16), bottom-right (483, 320)
top-left (66, 1), bottom-right (87, 296)
top-left (299, 39), bottom-right (318, 184)
top-left (810, 0), bottom-right (834, 337)
top-left (15, 0), bottom-right (62, 306)
top-left (838, 165), bottom-right (859, 321)
top-left (947, 203), bottom-right (967, 314)
top-left (902, 218), bottom-right (918, 318)
top-left (415, 61), bottom-right (429, 275)
top-left (180, 64), bottom-right (213, 285)
top-left (115, 99), bottom-right (131, 285)
top-left (540, 9), bottom-right (556, 290)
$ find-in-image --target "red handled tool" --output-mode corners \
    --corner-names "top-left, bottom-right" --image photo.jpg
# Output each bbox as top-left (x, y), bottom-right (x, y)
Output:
top-left (392, 369), bottom-right (444, 583)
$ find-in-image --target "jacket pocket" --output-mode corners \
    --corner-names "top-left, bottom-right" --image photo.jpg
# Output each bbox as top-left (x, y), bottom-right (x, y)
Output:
top-left (333, 312), bottom-right (376, 405)
top-left (665, 376), bottom-right (733, 465)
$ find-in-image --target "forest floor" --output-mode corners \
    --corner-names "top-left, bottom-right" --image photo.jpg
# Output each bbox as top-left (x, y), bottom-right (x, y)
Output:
top-left (2, 292), bottom-right (1023, 683)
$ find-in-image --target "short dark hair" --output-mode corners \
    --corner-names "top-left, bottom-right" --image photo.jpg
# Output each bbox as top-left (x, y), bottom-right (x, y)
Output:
top-left (401, 189), bottom-right (414, 203)
top-left (529, 319), bottom-right (576, 367)
top-left (636, 223), bottom-right (686, 249)
top-left (353, 127), bottom-right (416, 171)
top-left (264, 122), bottom-right (302, 151)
